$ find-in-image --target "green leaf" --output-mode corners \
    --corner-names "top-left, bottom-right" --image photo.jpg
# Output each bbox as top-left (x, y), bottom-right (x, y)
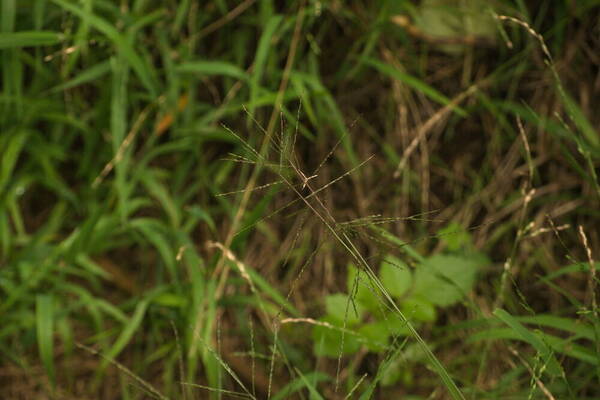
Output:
top-left (246, 268), bottom-right (300, 317)
top-left (176, 61), bottom-right (249, 80)
top-left (0, 129), bottom-right (29, 195)
top-left (312, 316), bottom-right (361, 358)
top-left (358, 322), bottom-right (390, 352)
top-left (468, 327), bottom-right (597, 365)
top-left (493, 309), bottom-right (563, 376)
top-left (347, 263), bottom-right (380, 312)
top-left (249, 15), bottom-right (283, 114)
top-left (437, 222), bottom-right (472, 251)
top-left (139, 169), bottom-right (181, 228)
top-left (379, 255), bottom-right (412, 298)
top-left (49, 60), bottom-right (111, 92)
top-left (99, 298), bottom-right (150, 375)
top-left (51, 0), bottom-right (158, 96)
top-left (152, 292), bottom-right (187, 308)
top-left (401, 297), bottom-right (437, 322)
top-left (380, 312), bottom-right (411, 336)
top-left (36, 294), bottom-right (55, 385)
top-left (271, 372), bottom-right (330, 400)
top-left (130, 218), bottom-right (176, 281)
top-left (372, 227), bottom-right (425, 263)
top-left (559, 89), bottom-right (599, 148)
top-left (293, 368), bottom-right (325, 400)
top-left (414, 0), bottom-right (497, 54)
top-left (0, 31), bottom-right (62, 48)
top-left (362, 58), bottom-right (466, 117)
top-left (413, 254), bottom-right (484, 306)
top-left (325, 293), bottom-right (364, 326)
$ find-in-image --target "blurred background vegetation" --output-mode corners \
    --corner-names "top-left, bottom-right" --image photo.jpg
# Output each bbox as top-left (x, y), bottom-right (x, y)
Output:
top-left (1, 0), bottom-right (599, 398)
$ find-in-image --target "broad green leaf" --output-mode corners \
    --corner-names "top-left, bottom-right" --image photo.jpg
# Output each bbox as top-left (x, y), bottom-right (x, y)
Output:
top-left (380, 312), bottom-right (411, 336)
top-left (379, 255), bottom-right (412, 298)
top-left (401, 297), bottom-right (437, 322)
top-left (413, 254), bottom-right (484, 306)
top-left (358, 322), bottom-right (390, 352)
top-left (437, 222), bottom-right (472, 251)
top-left (411, 0), bottom-right (497, 55)
top-left (347, 263), bottom-right (380, 312)
top-left (325, 293), bottom-right (364, 326)
top-left (312, 316), bottom-right (361, 358)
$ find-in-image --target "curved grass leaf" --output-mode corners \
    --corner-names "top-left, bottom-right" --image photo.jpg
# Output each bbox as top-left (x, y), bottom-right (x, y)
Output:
top-left (49, 60), bottom-right (111, 93)
top-left (50, 0), bottom-right (158, 96)
top-left (493, 309), bottom-right (563, 376)
top-left (362, 57), bottom-right (467, 117)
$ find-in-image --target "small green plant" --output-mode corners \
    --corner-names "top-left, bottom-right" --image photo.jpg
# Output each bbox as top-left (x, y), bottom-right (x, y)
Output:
top-left (312, 223), bottom-right (488, 385)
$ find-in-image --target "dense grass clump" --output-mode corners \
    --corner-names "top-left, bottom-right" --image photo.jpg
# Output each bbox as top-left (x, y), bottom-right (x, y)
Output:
top-left (1, 1), bottom-right (599, 399)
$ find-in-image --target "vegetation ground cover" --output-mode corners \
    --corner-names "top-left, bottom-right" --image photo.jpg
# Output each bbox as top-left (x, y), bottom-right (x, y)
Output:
top-left (1, 0), bottom-right (599, 398)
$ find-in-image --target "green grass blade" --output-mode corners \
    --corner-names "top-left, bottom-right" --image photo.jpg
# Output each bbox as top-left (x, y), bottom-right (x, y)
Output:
top-left (98, 298), bottom-right (150, 376)
top-left (494, 308), bottom-right (563, 376)
top-left (36, 294), bottom-right (55, 385)
top-left (292, 367), bottom-right (325, 400)
top-left (362, 57), bottom-right (467, 117)
top-left (130, 218), bottom-right (177, 282)
top-left (249, 15), bottom-right (283, 115)
top-left (50, 0), bottom-right (158, 96)
top-left (557, 85), bottom-right (599, 149)
top-left (176, 61), bottom-right (249, 80)
top-left (49, 60), bottom-right (111, 93)
top-left (271, 371), bottom-right (330, 400)
top-left (0, 31), bottom-right (62, 48)
top-left (0, 129), bottom-right (28, 196)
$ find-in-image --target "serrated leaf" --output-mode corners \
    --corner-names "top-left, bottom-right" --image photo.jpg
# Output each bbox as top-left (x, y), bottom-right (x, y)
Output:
top-left (379, 255), bottom-right (412, 298)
